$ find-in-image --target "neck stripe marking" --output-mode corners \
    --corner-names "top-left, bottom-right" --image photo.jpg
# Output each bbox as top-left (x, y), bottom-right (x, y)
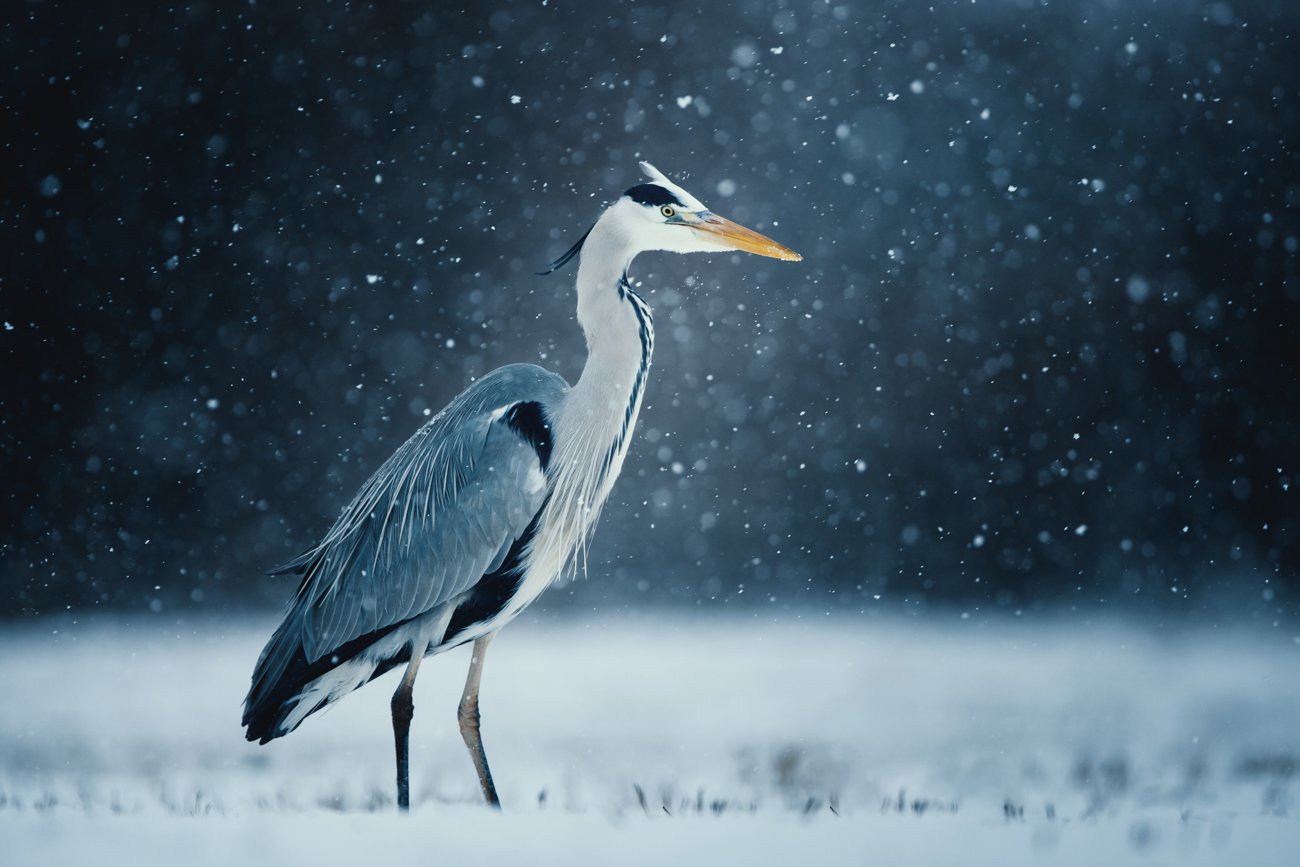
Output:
top-left (598, 273), bottom-right (655, 483)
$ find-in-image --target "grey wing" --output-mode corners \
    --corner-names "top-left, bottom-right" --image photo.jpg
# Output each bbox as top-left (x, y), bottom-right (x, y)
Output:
top-left (281, 364), bottom-right (566, 663)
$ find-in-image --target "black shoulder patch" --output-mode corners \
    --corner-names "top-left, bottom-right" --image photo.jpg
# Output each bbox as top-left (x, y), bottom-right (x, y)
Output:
top-left (624, 183), bottom-right (681, 208)
top-left (503, 402), bottom-right (554, 470)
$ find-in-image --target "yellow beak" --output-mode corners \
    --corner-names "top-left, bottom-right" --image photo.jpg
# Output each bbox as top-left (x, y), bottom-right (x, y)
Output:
top-left (690, 213), bottom-right (802, 261)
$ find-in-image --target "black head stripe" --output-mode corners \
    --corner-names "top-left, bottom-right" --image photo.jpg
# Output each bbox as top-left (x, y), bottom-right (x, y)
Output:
top-left (624, 183), bottom-right (682, 208)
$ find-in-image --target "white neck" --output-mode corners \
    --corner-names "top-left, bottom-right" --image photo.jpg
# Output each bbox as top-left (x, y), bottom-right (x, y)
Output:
top-left (563, 207), bottom-right (655, 486)
top-left (522, 206), bottom-right (656, 589)
top-left (573, 210), bottom-right (650, 397)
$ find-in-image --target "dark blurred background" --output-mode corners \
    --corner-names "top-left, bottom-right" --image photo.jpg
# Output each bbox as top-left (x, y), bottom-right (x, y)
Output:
top-left (3, 0), bottom-right (1297, 620)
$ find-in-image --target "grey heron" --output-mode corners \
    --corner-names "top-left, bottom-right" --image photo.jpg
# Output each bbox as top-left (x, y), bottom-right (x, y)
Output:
top-left (242, 162), bottom-right (801, 810)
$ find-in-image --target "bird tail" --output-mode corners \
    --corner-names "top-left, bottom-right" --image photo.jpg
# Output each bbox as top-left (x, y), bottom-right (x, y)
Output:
top-left (243, 599), bottom-right (413, 744)
top-left (242, 605), bottom-right (318, 744)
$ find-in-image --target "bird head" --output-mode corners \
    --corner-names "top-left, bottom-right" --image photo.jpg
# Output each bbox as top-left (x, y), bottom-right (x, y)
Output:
top-left (539, 162), bottom-right (801, 274)
top-left (618, 161), bottom-right (802, 261)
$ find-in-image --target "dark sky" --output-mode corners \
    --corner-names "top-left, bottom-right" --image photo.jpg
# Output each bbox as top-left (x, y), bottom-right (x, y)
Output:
top-left (3, 0), bottom-right (1298, 620)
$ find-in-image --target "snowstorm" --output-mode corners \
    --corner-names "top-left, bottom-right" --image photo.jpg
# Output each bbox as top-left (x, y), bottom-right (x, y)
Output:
top-left (3, 0), bottom-right (1298, 862)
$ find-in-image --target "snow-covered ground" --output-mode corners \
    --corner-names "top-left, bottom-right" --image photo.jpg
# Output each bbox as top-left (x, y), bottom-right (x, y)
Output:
top-left (2, 612), bottom-right (1297, 864)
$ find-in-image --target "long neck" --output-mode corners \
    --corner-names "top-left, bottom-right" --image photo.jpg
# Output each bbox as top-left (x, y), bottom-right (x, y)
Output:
top-left (510, 209), bottom-right (655, 601)
top-left (542, 213), bottom-right (655, 560)
top-left (571, 214), bottom-right (654, 422)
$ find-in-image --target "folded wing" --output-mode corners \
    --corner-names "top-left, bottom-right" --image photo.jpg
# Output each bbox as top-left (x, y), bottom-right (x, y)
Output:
top-left (242, 364), bottom-right (566, 741)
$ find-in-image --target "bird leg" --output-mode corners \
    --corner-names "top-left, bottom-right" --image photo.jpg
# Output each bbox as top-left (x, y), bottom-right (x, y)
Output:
top-left (392, 637), bottom-right (429, 812)
top-left (458, 634), bottom-right (500, 808)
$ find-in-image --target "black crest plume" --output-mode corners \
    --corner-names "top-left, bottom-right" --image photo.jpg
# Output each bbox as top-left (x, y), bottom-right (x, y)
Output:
top-left (537, 224), bottom-right (594, 276)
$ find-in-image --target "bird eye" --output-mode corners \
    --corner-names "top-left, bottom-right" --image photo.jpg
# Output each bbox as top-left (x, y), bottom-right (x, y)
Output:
top-left (660, 205), bottom-right (676, 218)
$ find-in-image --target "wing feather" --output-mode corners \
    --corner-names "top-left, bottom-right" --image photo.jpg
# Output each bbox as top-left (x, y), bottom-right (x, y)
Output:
top-left (276, 364), bottom-right (567, 663)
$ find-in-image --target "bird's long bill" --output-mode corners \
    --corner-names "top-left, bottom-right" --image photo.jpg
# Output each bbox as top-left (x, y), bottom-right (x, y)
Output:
top-left (693, 213), bottom-right (802, 261)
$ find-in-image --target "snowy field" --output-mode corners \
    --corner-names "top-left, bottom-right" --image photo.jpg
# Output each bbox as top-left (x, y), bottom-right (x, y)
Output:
top-left (2, 612), bottom-right (1298, 865)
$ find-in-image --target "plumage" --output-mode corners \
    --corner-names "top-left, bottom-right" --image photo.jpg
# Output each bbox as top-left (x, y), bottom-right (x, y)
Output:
top-left (243, 162), bottom-right (801, 809)
top-left (243, 364), bottom-right (566, 742)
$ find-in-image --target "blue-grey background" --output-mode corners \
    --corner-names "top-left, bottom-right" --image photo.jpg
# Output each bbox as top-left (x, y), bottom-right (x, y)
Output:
top-left (4, 0), bottom-right (1298, 619)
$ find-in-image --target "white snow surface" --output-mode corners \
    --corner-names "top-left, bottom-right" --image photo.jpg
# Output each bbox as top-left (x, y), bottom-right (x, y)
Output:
top-left (1, 612), bottom-right (1298, 865)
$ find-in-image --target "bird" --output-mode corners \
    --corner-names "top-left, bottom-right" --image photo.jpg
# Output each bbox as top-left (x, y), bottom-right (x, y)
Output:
top-left (241, 161), bottom-right (801, 811)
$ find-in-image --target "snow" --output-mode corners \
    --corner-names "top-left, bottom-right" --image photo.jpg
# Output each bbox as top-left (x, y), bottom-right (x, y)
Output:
top-left (2, 614), bottom-right (1297, 864)
top-left (4, 810), bottom-right (1295, 867)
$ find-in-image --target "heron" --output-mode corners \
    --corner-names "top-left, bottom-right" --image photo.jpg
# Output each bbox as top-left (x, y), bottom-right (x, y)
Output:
top-left (241, 162), bottom-right (801, 810)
